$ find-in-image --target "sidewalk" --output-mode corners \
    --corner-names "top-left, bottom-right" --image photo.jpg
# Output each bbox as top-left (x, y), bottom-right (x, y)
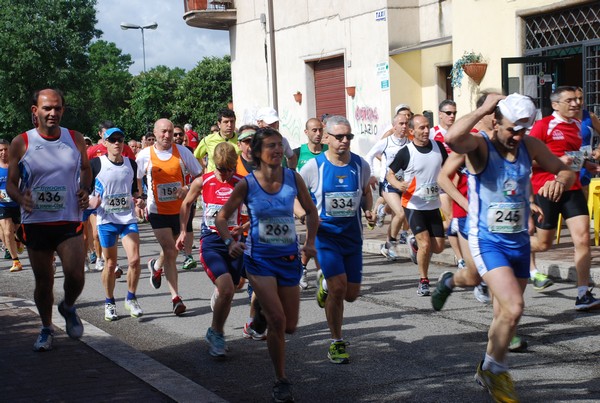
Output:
top-left (0, 297), bottom-right (225, 403)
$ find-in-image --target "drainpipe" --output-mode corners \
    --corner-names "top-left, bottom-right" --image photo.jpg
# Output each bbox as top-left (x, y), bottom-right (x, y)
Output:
top-left (267, 0), bottom-right (278, 110)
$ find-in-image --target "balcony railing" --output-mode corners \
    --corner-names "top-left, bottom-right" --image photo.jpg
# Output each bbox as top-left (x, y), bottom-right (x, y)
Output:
top-left (183, 0), bottom-right (236, 30)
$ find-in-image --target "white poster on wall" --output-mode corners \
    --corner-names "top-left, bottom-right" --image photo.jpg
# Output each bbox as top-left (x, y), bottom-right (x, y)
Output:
top-left (377, 62), bottom-right (389, 91)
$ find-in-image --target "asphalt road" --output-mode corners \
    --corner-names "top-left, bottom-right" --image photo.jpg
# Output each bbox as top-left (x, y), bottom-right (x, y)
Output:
top-left (2, 222), bottom-right (600, 402)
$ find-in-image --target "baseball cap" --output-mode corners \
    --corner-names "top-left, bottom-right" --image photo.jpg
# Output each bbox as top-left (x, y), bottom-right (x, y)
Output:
top-left (257, 107), bottom-right (279, 125)
top-left (104, 127), bottom-right (124, 139)
top-left (497, 93), bottom-right (537, 131)
top-left (394, 103), bottom-right (411, 115)
top-left (238, 130), bottom-right (256, 141)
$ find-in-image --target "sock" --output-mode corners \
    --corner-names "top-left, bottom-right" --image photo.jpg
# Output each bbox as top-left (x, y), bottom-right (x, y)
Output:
top-left (42, 325), bottom-right (54, 333)
top-left (322, 278), bottom-right (328, 292)
top-left (482, 353), bottom-right (508, 374)
top-left (445, 277), bottom-right (454, 290)
top-left (389, 237), bottom-right (397, 242)
top-left (420, 277), bottom-right (429, 284)
top-left (126, 291), bottom-right (135, 301)
top-left (172, 295), bottom-right (182, 303)
top-left (61, 302), bottom-right (75, 312)
top-left (530, 268), bottom-right (539, 279)
top-left (577, 286), bottom-right (588, 298)
top-left (331, 338), bottom-right (343, 344)
top-left (247, 317), bottom-right (254, 326)
top-left (105, 297), bottom-right (115, 304)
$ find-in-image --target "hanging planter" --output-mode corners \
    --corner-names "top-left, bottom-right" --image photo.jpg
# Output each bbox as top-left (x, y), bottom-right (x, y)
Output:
top-left (463, 63), bottom-right (488, 85)
top-left (293, 91), bottom-right (302, 105)
top-left (450, 51), bottom-right (487, 88)
top-left (346, 86), bottom-right (356, 98)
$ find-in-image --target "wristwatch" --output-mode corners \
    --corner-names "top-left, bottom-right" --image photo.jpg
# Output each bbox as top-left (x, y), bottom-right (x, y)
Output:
top-left (224, 238), bottom-right (233, 247)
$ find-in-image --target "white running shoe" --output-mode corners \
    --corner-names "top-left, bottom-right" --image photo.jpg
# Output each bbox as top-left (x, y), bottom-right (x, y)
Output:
top-left (124, 298), bottom-right (143, 318)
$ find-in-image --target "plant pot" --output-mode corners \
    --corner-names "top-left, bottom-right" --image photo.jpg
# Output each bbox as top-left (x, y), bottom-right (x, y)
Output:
top-left (187, 0), bottom-right (208, 11)
top-left (346, 86), bottom-right (356, 98)
top-left (293, 92), bottom-right (302, 105)
top-left (463, 63), bottom-right (487, 85)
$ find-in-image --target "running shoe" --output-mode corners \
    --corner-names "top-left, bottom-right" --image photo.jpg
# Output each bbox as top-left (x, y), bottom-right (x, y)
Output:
top-left (57, 300), bottom-right (84, 339)
top-left (17, 243), bottom-right (25, 255)
top-left (89, 251), bottom-right (97, 264)
top-left (316, 273), bottom-right (328, 308)
top-left (95, 257), bottom-right (104, 272)
top-left (124, 298), bottom-right (143, 318)
top-left (9, 261), bottom-right (23, 272)
top-left (104, 303), bottom-right (118, 321)
top-left (4, 249), bottom-right (11, 259)
top-left (431, 271), bottom-right (453, 311)
top-left (210, 288), bottom-right (219, 312)
top-left (508, 335), bottom-right (528, 352)
top-left (575, 289), bottom-right (600, 311)
top-left (375, 204), bottom-right (386, 228)
top-left (474, 361), bottom-right (519, 403)
top-left (182, 255), bottom-right (197, 270)
top-left (531, 272), bottom-right (554, 291)
top-left (457, 258), bottom-right (467, 270)
top-left (172, 296), bottom-right (187, 316)
top-left (242, 323), bottom-right (267, 341)
top-left (114, 265), bottom-right (123, 279)
top-left (417, 279), bottom-right (430, 296)
top-left (205, 327), bottom-right (226, 357)
top-left (327, 340), bottom-right (350, 364)
top-left (272, 378), bottom-right (294, 403)
top-left (84, 256), bottom-right (91, 272)
top-left (33, 328), bottom-right (54, 352)
top-left (252, 299), bottom-right (268, 334)
top-left (474, 283), bottom-right (491, 304)
top-left (380, 241), bottom-right (400, 261)
top-left (408, 235), bottom-right (418, 265)
top-left (148, 259), bottom-right (162, 290)
top-left (398, 232), bottom-right (408, 245)
top-left (299, 266), bottom-right (309, 290)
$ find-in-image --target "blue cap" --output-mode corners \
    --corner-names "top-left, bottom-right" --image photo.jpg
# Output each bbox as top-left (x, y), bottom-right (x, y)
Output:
top-left (104, 127), bottom-right (124, 139)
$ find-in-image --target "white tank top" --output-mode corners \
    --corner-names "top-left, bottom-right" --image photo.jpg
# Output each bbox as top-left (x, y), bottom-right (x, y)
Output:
top-left (20, 127), bottom-right (82, 223)
top-left (94, 155), bottom-right (137, 226)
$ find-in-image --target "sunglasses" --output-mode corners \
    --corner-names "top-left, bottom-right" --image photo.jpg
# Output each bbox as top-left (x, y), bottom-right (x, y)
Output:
top-left (106, 137), bottom-right (124, 144)
top-left (173, 132), bottom-right (184, 137)
top-left (328, 133), bottom-right (355, 141)
top-left (441, 111), bottom-right (457, 116)
top-left (216, 166), bottom-right (234, 173)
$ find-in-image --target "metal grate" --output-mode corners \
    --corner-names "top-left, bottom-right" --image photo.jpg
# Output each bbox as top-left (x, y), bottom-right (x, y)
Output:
top-left (586, 44), bottom-right (600, 115)
top-left (525, 3), bottom-right (600, 50)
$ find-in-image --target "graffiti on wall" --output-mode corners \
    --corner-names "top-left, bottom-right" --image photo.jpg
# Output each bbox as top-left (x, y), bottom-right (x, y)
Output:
top-left (355, 105), bottom-right (379, 136)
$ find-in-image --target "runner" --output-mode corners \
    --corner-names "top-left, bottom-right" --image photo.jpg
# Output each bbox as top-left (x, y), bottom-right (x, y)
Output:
top-left (215, 127), bottom-right (317, 402)
top-left (89, 128), bottom-right (145, 321)
top-left (300, 115), bottom-right (376, 364)
top-left (0, 139), bottom-right (23, 272)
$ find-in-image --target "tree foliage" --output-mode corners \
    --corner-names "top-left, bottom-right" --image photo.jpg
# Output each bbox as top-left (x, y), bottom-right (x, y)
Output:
top-left (172, 55), bottom-right (232, 135)
top-left (85, 40), bottom-right (133, 139)
top-left (0, 0), bottom-right (100, 137)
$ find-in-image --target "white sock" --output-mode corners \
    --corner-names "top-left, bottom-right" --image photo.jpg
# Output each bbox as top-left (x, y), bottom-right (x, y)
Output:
top-left (530, 268), bottom-right (538, 279)
top-left (482, 353), bottom-right (508, 374)
top-left (577, 286), bottom-right (588, 298)
top-left (322, 278), bottom-right (328, 292)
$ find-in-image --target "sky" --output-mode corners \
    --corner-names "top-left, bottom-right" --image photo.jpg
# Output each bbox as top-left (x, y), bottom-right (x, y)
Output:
top-left (95, 0), bottom-right (230, 75)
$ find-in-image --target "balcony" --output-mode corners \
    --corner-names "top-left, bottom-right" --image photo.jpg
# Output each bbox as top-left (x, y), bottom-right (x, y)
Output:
top-left (183, 0), bottom-right (236, 31)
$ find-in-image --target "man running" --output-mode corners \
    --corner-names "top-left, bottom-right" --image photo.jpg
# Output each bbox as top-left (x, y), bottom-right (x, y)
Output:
top-left (7, 88), bottom-right (92, 351)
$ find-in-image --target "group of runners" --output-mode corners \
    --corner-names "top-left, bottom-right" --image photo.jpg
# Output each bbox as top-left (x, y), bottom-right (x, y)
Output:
top-left (7, 86), bottom-right (600, 403)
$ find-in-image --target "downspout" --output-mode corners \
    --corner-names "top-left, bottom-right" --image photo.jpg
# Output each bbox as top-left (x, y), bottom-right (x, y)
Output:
top-left (267, 0), bottom-right (278, 110)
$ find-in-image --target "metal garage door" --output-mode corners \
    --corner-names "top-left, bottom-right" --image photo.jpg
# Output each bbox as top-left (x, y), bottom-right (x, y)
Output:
top-left (314, 56), bottom-right (346, 119)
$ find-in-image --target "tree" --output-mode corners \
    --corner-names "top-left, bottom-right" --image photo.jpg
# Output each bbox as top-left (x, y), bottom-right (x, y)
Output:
top-left (85, 40), bottom-right (133, 139)
top-left (121, 65), bottom-right (186, 140)
top-left (173, 56), bottom-right (232, 135)
top-left (0, 0), bottom-right (100, 137)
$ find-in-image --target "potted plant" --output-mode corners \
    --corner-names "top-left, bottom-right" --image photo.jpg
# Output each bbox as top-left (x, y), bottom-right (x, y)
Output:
top-left (293, 91), bottom-right (302, 105)
top-left (450, 51), bottom-right (487, 87)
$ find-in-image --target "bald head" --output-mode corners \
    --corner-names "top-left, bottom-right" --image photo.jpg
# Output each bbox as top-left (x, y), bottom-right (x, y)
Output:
top-left (153, 118), bottom-right (175, 150)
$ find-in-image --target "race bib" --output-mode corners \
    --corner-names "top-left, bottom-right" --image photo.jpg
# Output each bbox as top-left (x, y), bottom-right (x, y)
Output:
top-left (258, 216), bottom-right (296, 245)
top-left (415, 181), bottom-right (439, 202)
top-left (487, 202), bottom-right (525, 233)
top-left (157, 182), bottom-right (180, 202)
top-left (104, 193), bottom-right (131, 213)
top-left (564, 150), bottom-right (584, 171)
top-left (205, 203), bottom-right (237, 228)
top-left (325, 191), bottom-right (360, 217)
top-left (33, 186), bottom-right (66, 211)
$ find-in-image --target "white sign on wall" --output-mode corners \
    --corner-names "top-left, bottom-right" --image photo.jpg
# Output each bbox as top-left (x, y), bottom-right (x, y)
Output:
top-left (377, 62), bottom-right (390, 91)
top-left (375, 9), bottom-right (386, 22)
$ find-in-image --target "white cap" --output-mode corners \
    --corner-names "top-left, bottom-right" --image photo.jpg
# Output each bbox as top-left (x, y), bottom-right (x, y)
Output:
top-left (497, 93), bottom-right (537, 131)
top-left (256, 107), bottom-right (279, 124)
top-left (394, 103), bottom-right (411, 115)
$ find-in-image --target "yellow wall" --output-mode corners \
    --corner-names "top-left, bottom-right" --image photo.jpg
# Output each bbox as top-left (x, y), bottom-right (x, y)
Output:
top-left (389, 43), bottom-right (452, 117)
